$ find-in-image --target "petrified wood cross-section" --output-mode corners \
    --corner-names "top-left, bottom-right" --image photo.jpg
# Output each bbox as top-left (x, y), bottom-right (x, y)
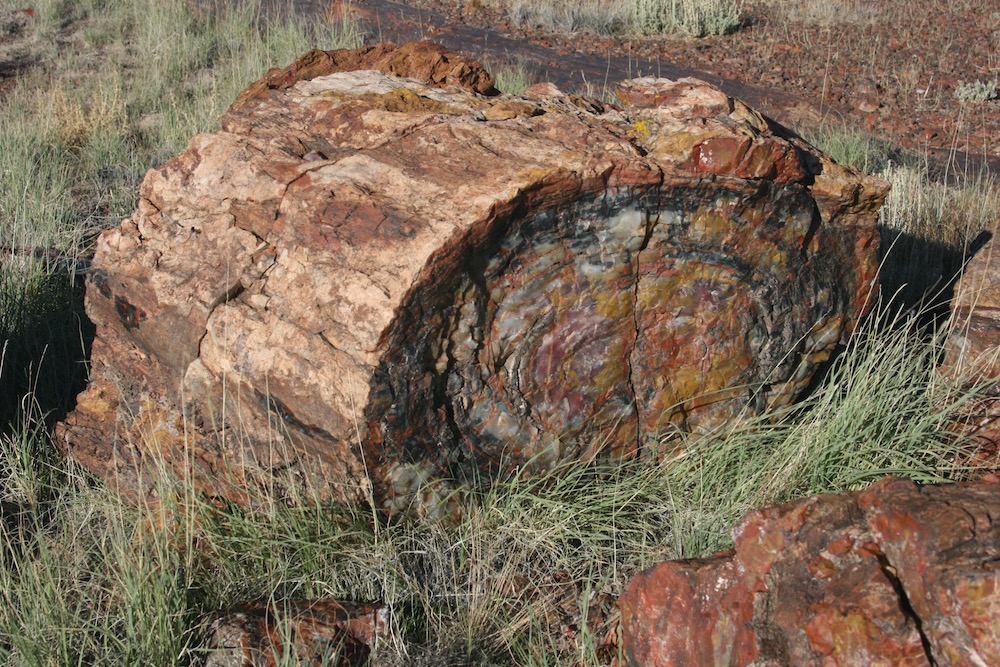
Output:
top-left (57, 42), bottom-right (887, 515)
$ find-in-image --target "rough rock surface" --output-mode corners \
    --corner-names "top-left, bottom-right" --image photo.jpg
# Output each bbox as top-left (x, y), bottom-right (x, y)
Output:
top-left (941, 224), bottom-right (1000, 459)
top-left (58, 42), bottom-right (886, 513)
top-left (620, 475), bottom-right (1000, 667)
top-left (198, 599), bottom-right (387, 667)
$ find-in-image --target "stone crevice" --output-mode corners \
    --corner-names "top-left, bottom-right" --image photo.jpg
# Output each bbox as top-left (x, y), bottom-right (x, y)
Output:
top-left (873, 547), bottom-right (938, 665)
top-left (627, 208), bottom-right (657, 456)
top-left (622, 477), bottom-right (1000, 666)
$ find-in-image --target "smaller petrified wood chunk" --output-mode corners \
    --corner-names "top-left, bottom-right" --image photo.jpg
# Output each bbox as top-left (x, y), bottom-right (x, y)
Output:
top-left (57, 43), bottom-right (886, 513)
top-left (199, 599), bottom-right (387, 667)
top-left (620, 475), bottom-right (1000, 667)
top-left (941, 224), bottom-right (1000, 459)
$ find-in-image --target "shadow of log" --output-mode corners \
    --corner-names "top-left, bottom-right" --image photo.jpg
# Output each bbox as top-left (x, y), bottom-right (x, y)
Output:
top-left (0, 266), bottom-right (95, 432)
top-left (876, 225), bottom-right (992, 323)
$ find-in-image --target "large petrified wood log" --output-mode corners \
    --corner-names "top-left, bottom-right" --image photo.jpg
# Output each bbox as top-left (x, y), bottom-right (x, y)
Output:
top-left (57, 42), bottom-right (887, 513)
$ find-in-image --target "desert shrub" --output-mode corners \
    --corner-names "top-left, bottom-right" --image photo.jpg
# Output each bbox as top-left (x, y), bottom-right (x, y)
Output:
top-left (492, 0), bottom-right (743, 36)
top-left (631, 0), bottom-right (743, 36)
top-left (954, 79), bottom-right (998, 104)
top-left (504, 0), bottom-right (630, 34)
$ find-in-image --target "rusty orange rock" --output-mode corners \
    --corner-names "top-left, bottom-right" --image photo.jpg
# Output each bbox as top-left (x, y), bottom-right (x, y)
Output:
top-left (57, 43), bottom-right (886, 513)
top-left (620, 476), bottom-right (1000, 666)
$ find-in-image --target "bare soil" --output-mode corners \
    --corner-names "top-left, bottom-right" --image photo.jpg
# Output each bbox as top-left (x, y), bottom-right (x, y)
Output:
top-left (340, 0), bottom-right (1000, 178)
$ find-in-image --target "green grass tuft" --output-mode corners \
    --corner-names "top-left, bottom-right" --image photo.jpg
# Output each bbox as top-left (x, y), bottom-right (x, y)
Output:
top-left (485, 59), bottom-right (534, 95)
top-left (496, 0), bottom-right (744, 36)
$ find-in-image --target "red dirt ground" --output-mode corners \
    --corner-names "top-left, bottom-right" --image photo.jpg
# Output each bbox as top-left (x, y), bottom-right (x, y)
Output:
top-left (338, 0), bottom-right (1000, 179)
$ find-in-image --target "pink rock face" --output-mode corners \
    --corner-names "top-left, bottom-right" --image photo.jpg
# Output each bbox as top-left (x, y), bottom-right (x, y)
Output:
top-left (620, 476), bottom-right (1000, 667)
top-left (57, 43), bottom-right (886, 513)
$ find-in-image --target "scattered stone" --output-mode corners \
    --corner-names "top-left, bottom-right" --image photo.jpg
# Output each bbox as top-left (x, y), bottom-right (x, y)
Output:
top-left (524, 81), bottom-right (564, 97)
top-left (58, 43), bottom-right (886, 514)
top-left (198, 599), bottom-right (388, 667)
top-left (620, 475), bottom-right (1000, 666)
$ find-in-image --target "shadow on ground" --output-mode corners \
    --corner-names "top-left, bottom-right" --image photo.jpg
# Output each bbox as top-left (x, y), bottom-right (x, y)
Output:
top-left (0, 267), bottom-right (94, 432)
top-left (877, 227), bottom-right (992, 322)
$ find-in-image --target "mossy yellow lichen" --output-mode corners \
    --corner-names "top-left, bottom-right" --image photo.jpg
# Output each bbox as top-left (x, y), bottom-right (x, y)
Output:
top-left (632, 118), bottom-right (652, 139)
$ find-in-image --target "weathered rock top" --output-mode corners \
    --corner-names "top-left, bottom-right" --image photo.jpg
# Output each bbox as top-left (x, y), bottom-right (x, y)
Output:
top-left (59, 42), bottom-right (888, 513)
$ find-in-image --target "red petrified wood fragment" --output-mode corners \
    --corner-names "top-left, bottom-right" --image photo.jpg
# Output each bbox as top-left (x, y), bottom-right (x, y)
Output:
top-left (200, 599), bottom-right (388, 667)
top-left (620, 476), bottom-right (1000, 666)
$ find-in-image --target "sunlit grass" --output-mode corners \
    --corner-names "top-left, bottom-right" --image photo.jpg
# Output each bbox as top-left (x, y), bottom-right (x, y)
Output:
top-left (485, 58), bottom-right (533, 95)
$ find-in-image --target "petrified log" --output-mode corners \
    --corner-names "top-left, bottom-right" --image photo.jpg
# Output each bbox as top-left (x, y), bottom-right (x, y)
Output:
top-left (58, 42), bottom-right (887, 513)
top-left (620, 475), bottom-right (1000, 666)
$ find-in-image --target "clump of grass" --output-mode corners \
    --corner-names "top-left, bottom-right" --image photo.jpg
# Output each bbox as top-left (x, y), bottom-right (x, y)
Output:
top-left (504, 0), bottom-right (631, 35)
top-left (631, 0), bottom-right (743, 37)
top-left (484, 58), bottom-right (534, 95)
top-left (0, 433), bottom-right (196, 664)
top-left (762, 0), bottom-right (881, 26)
top-left (799, 123), bottom-right (902, 175)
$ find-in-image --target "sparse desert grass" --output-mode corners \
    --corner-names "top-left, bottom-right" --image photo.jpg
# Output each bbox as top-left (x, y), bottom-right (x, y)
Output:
top-left (0, 0), bottom-right (363, 258)
top-left (1, 0), bottom-right (1000, 664)
top-left (0, 0), bottom-right (363, 418)
top-left (761, 0), bottom-right (882, 26)
top-left (484, 57), bottom-right (534, 95)
top-left (0, 302), bottom-right (993, 664)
